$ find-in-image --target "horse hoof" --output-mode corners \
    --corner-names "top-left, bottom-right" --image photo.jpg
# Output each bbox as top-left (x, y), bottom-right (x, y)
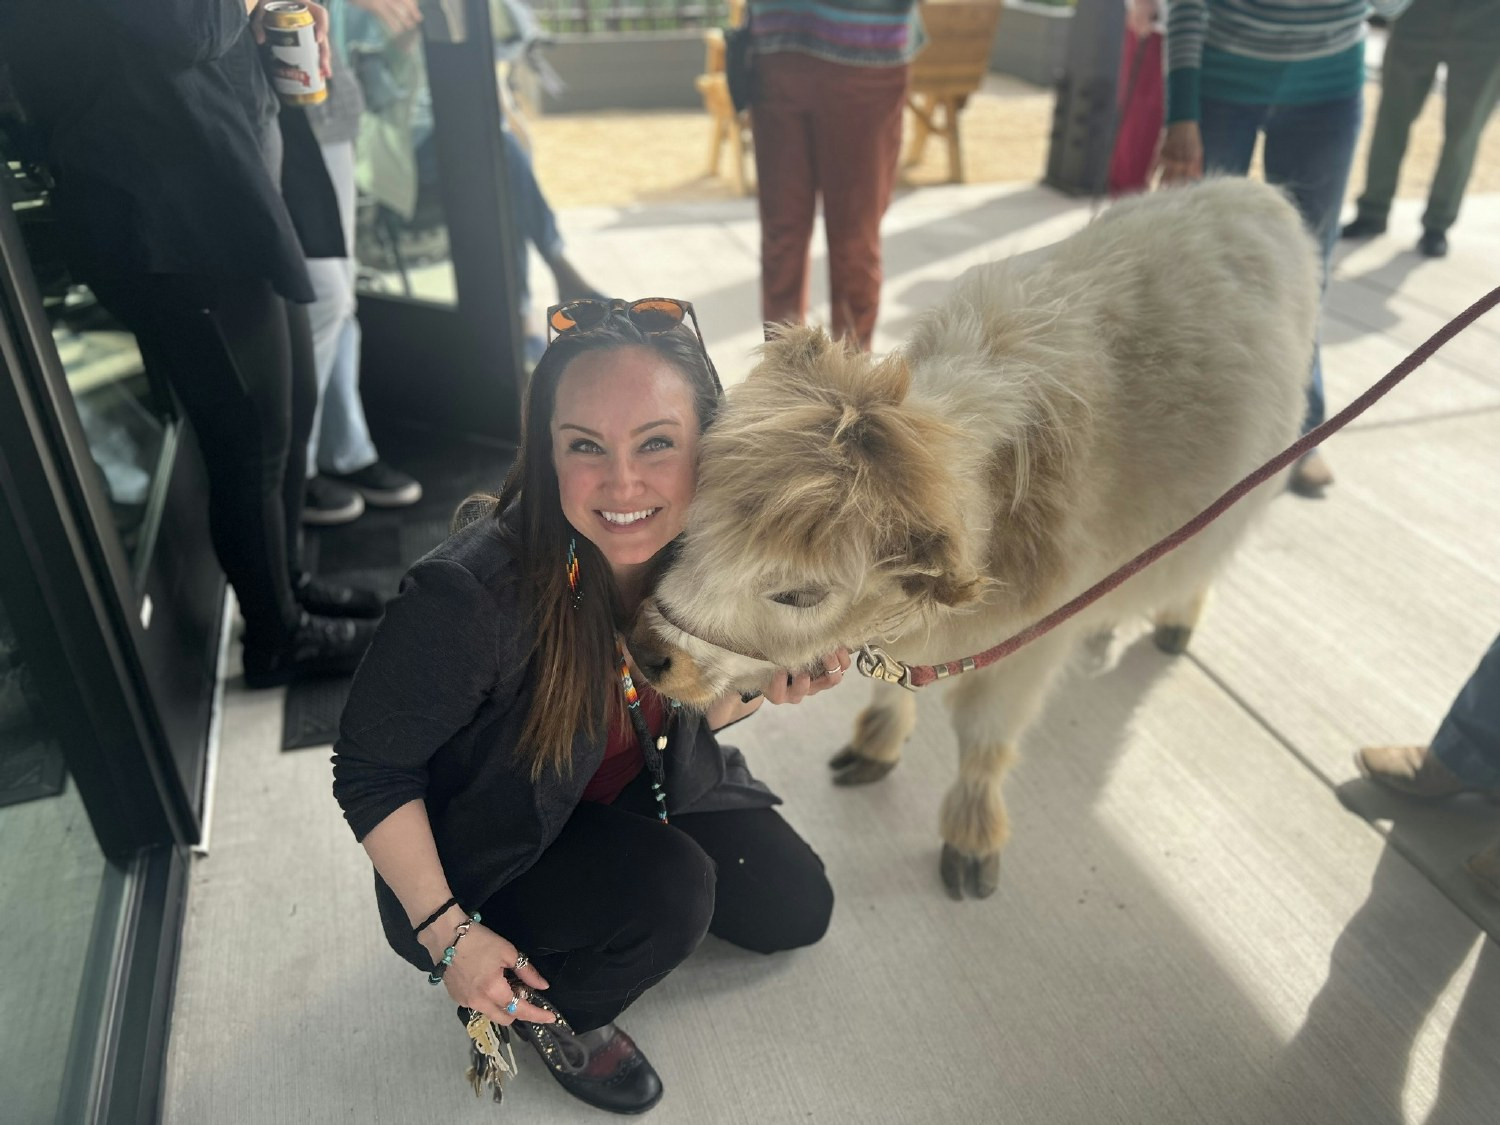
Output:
top-left (970, 852), bottom-right (1002, 898)
top-left (940, 844), bottom-right (966, 901)
top-left (832, 755), bottom-right (897, 786)
top-left (828, 746), bottom-right (860, 770)
top-left (1153, 624), bottom-right (1193, 655)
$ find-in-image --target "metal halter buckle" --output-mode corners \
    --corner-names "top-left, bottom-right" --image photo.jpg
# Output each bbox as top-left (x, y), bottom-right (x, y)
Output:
top-left (855, 645), bottom-right (916, 690)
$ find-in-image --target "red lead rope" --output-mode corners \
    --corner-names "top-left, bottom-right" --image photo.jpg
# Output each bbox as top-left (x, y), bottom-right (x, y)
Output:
top-left (883, 284), bottom-right (1500, 689)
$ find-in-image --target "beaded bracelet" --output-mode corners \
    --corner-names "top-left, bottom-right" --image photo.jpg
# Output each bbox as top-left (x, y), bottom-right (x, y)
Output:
top-left (413, 896), bottom-right (460, 938)
top-left (427, 911), bottom-right (482, 986)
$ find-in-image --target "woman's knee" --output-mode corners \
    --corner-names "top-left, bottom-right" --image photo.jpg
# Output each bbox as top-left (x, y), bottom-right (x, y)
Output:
top-left (633, 829), bottom-right (718, 960)
top-left (730, 860), bottom-right (835, 955)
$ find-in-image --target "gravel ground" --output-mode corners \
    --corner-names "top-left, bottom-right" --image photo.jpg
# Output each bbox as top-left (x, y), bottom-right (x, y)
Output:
top-left (524, 75), bottom-right (1500, 212)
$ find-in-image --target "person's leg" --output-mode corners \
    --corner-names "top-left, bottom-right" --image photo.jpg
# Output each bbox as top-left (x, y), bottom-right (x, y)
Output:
top-left (87, 274), bottom-right (303, 646)
top-left (814, 58), bottom-right (908, 351)
top-left (479, 800), bottom-right (716, 1033)
top-left (500, 129), bottom-right (598, 304)
top-left (279, 298), bottom-right (318, 574)
top-left (1421, 11), bottom-right (1500, 238)
top-left (666, 804), bottom-right (834, 954)
top-left (1262, 93), bottom-right (1363, 437)
top-left (309, 140), bottom-right (379, 477)
top-left (1430, 633), bottom-right (1500, 788)
top-left (751, 53), bottom-right (820, 333)
top-left (1352, 23), bottom-right (1439, 229)
top-left (1197, 96), bottom-right (1266, 178)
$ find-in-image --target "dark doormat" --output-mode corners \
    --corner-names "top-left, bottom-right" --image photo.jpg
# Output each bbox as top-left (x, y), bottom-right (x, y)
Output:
top-left (0, 735), bottom-right (67, 808)
top-left (281, 428), bottom-right (514, 751)
top-left (282, 674), bottom-right (354, 751)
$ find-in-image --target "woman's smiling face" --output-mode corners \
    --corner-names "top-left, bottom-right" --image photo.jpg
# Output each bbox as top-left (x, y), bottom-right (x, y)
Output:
top-left (551, 346), bottom-right (701, 576)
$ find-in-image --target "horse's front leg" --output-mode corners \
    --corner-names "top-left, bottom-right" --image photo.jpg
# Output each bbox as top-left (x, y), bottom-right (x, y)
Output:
top-left (939, 630), bottom-right (1073, 900)
top-left (829, 681), bottom-right (919, 785)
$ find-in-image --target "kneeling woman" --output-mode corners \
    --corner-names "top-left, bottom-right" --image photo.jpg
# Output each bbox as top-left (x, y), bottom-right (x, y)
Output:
top-left (332, 299), bottom-right (848, 1114)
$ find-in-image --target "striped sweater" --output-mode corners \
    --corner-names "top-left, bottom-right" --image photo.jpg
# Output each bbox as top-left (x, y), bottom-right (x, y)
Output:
top-left (748, 0), bottom-right (922, 68)
top-left (1166, 0), bottom-right (1413, 123)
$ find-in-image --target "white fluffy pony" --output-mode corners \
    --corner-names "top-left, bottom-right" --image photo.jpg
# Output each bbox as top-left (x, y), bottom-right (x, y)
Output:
top-left (629, 178), bottom-right (1320, 898)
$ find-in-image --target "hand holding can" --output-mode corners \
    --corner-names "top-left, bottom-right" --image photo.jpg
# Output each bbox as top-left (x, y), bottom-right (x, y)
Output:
top-left (253, 1), bottom-right (332, 106)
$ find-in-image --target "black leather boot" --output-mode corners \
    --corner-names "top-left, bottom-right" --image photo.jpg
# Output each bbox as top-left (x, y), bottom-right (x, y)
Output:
top-left (514, 1017), bottom-right (664, 1115)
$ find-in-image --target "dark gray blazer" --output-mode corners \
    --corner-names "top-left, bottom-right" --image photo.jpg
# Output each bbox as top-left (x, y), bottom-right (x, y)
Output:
top-left (331, 517), bottom-right (777, 970)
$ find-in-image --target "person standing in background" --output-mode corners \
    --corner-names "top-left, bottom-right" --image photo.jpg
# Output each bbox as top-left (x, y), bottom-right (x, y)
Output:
top-left (748, 0), bottom-right (922, 352)
top-left (300, 0), bottom-right (424, 526)
top-left (0, 0), bottom-right (382, 685)
top-left (1159, 0), bottom-right (1415, 499)
top-left (1341, 0), bottom-right (1500, 258)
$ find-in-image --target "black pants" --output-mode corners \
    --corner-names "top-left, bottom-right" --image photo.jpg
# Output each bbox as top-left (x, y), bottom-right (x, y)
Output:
top-left (480, 773), bottom-right (835, 1032)
top-left (87, 274), bottom-right (316, 647)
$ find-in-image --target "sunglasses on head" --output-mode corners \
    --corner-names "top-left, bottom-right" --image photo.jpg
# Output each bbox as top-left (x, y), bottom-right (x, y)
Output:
top-left (545, 297), bottom-right (722, 391)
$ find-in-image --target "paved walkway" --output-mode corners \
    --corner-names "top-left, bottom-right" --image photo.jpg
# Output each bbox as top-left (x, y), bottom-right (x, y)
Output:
top-left (164, 184), bottom-right (1500, 1123)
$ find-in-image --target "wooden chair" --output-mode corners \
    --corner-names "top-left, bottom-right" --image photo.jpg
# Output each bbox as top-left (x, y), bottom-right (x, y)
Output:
top-left (905, 1), bottom-right (1004, 183)
top-left (695, 0), bottom-right (753, 194)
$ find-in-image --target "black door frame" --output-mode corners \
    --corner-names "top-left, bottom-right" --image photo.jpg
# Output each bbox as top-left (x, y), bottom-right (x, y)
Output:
top-left (358, 0), bottom-right (527, 445)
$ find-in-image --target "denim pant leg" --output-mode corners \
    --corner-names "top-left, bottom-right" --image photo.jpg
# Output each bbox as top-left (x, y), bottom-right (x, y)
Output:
top-left (1431, 632), bottom-right (1500, 789)
top-left (1198, 97), bottom-right (1266, 177)
top-left (1262, 94), bottom-right (1363, 434)
top-left (308, 140), bottom-right (378, 474)
top-left (502, 129), bottom-right (565, 319)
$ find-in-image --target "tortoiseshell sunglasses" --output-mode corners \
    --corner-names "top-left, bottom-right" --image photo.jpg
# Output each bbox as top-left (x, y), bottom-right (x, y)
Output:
top-left (545, 297), bottom-right (722, 391)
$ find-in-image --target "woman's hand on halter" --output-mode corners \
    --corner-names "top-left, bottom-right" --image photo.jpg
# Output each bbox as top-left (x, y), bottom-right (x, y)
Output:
top-left (762, 647), bottom-right (852, 705)
top-left (420, 919), bottom-right (556, 1026)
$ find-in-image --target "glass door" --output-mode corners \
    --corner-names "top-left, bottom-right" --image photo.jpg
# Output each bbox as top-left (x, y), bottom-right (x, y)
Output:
top-left (1, 79), bottom-right (223, 831)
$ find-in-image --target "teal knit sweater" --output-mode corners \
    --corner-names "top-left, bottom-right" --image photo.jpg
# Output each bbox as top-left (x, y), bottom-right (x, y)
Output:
top-left (1166, 0), bottom-right (1414, 123)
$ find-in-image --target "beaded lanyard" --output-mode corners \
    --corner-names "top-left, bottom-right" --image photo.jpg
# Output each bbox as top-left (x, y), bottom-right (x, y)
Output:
top-left (616, 636), bottom-right (679, 823)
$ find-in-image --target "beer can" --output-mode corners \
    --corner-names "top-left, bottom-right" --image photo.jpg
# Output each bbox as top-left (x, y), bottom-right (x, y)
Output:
top-left (260, 1), bottom-right (327, 106)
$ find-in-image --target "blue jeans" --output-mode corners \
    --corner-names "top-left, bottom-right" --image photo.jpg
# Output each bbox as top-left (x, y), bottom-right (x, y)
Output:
top-left (1199, 93), bottom-right (1363, 435)
top-left (502, 129), bottom-right (565, 319)
top-left (306, 140), bottom-right (378, 476)
top-left (1432, 632), bottom-right (1500, 788)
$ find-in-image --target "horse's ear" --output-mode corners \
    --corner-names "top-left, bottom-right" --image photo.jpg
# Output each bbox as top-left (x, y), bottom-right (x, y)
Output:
top-left (893, 528), bottom-right (985, 609)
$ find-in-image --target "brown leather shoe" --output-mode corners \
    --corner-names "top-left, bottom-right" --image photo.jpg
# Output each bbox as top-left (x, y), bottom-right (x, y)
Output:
top-left (1466, 838), bottom-right (1500, 903)
top-left (1354, 744), bottom-right (1494, 799)
top-left (1289, 450), bottom-right (1334, 497)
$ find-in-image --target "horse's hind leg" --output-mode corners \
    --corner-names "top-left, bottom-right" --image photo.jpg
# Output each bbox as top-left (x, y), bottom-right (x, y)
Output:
top-left (1152, 587), bottom-right (1210, 655)
top-left (939, 629), bottom-right (1072, 900)
top-left (830, 683), bottom-right (918, 786)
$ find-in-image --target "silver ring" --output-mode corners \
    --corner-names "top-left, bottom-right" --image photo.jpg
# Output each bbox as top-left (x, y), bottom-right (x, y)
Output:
top-left (824, 665), bottom-right (841, 676)
top-left (504, 997), bottom-right (519, 1016)
top-left (513, 953), bottom-right (529, 971)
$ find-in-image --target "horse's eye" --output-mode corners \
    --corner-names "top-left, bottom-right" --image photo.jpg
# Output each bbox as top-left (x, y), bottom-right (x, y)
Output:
top-left (769, 589), bottom-right (827, 609)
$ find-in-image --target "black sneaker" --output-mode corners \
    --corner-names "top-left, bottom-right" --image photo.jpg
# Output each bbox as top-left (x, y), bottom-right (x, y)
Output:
top-left (242, 612), bottom-right (377, 688)
top-left (1340, 216), bottom-right (1386, 240)
top-left (304, 476), bottom-right (365, 526)
top-left (295, 573), bottom-right (385, 619)
top-left (325, 460), bottom-right (422, 508)
top-left (1418, 229), bottom-right (1448, 258)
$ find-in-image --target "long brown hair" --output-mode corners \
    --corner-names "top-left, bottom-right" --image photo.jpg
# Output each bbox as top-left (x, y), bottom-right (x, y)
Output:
top-left (467, 317), bottom-right (721, 780)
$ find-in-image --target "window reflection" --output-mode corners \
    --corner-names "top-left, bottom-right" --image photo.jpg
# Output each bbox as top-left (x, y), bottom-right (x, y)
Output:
top-left (0, 584), bottom-right (112, 1123)
top-left (344, 16), bottom-right (458, 303)
top-left (2, 84), bottom-right (166, 570)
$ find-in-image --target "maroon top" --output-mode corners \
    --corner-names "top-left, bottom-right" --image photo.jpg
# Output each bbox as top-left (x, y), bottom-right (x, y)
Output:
top-left (581, 686), bottom-right (668, 804)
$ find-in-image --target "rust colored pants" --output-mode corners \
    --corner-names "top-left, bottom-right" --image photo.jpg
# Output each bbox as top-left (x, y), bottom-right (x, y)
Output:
top-left (751, 52), bottom-right (908, 351)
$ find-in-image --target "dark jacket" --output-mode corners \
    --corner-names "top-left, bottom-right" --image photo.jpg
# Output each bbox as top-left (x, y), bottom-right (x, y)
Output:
top-left (0, 0), bottom-right (340, 302)
top-left (331, 517), bottom-right (778, 971)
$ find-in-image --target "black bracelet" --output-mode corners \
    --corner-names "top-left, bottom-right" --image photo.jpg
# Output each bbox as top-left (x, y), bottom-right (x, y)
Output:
top-left (413, 896), bottom-right (460, 938)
